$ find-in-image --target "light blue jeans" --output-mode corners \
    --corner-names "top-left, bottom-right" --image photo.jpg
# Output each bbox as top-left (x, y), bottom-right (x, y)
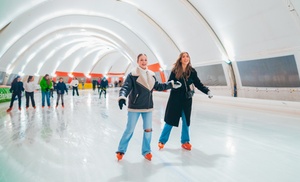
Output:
top-left (41, 91), bottom-right (50, 107)
top-left (117, 111), bottom-right (152, 156)
top-left (159, 110), bottom-right (190, 144)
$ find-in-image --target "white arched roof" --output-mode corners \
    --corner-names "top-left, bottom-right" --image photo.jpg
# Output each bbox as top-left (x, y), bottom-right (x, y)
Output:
top-left (0, 0), bottom-right (300, 101)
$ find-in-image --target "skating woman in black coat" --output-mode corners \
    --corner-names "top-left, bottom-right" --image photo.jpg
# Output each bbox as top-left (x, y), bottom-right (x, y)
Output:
top-left (158, 52), bottom-right (213, 151)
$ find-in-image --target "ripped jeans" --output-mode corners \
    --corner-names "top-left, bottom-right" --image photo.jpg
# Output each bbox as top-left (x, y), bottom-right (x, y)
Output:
top-left (117, 111), bottom-right (152, 156)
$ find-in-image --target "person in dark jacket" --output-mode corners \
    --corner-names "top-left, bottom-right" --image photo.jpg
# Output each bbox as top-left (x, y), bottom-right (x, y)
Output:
top-left (97, 77), bottom-right (101, 93)
top-left (99, 77), bottom-right (108, 98)
top-left (116, 53), bottom-right (181, 161)
top-left (7, 76), bottom-right (24, 112)
top-left (158, 52), bottom-right (213, 151)
top-left (92, 79), bottom-right (98, 91)
top-left (56, 77), bottom-right (68, 108)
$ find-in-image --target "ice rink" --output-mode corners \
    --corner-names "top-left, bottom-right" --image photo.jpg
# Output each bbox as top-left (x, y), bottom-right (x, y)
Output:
top-left (0, 88), bottom-right (299, 182)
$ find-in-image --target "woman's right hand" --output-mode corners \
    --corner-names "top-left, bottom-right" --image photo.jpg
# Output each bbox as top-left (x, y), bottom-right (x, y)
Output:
top-left (118, 99), bottom-right (126, 110)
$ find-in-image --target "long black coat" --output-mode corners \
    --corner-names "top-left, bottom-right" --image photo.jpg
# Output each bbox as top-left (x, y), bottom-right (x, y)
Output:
top-left (164, 69), bottom-right (210, 127)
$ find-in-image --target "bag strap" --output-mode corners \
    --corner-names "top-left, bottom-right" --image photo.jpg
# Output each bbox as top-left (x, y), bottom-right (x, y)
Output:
top-left (184, 77), bottom-right (195, 92)
top-left (183, 78), bottom-right (188, 92)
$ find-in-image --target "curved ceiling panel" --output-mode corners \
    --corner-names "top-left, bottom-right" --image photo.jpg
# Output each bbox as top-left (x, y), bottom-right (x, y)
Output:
top-left (91, 51), bottom-right (130, 75)
top-left (190, 0), bottom-right (300, 61)
top-left (0, 0), bottom-right (225, 75)
top-left (1, 0), bottom-right (300, 76)
top-left (0, 0), bottom-right (47, 29)
top-left (126, 0), bottom-right (224, 65)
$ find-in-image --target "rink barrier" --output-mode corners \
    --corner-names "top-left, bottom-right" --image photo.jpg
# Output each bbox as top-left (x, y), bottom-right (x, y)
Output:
top-left (0, 88), bottom-right (11, 103)
top-left (154, 91), bottom-right (300, 116)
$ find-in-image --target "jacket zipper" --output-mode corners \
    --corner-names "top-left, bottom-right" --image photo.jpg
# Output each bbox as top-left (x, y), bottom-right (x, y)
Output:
top-left (148, 93), bottom-right (151, 109)
top-left (133, 94), bottom-right (139, 104)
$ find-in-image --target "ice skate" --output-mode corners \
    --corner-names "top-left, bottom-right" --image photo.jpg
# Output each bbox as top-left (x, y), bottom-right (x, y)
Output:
top-left (181, 142), bottom-right (192, 150)
top-left (144, 153), bottom-right (152, 161)
top-left (116, 152), bottom-right (124, 161)
top-left (158, 142), bottom-right (164, 150)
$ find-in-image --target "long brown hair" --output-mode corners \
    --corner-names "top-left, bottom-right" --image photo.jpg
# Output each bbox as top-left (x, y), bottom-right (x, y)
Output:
top-left (44, 74), bottom-right (51, 85)
top-left (172, 52), bottom-right (192, 80)
top-left (27, 76), bottom-right (33, 83)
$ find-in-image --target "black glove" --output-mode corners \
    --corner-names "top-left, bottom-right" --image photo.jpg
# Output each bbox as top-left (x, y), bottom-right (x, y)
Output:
top-left (118, 99), bottom-right (126, 110)
top-left (45, 88), bottom-right (49, 92)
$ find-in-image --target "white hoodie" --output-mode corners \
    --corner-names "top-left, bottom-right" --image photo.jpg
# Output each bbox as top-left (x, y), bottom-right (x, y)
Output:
top-left (70, 79), bottom-right (79, 87)
top-left (24, 81), bottom-right (36, 92)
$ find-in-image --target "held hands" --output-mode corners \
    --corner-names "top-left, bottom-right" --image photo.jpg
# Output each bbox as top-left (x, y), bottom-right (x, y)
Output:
top-left (208, 91), bottom-right (213, 99)
top-left (118, 99), bottom-right (126, 110)
top-left (172, 81), bottom-right (182, 89)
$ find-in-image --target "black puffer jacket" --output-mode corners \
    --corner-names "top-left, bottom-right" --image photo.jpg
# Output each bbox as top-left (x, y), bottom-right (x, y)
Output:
top-left (119, 67), bottom-right (173, 112)
top-left (10, 81), bottom-right (24, 94)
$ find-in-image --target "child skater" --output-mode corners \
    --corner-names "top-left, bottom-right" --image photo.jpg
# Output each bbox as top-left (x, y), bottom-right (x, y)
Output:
top-left (56, 77), bottom-right (68, 108)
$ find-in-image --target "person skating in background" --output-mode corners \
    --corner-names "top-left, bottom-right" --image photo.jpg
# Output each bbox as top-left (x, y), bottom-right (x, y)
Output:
top-left (56, 77), bottom-right (68, 108)
top-left (97, 77), bottom-right (101, 93)
top-left (6, 76), bottom-right (24, 112)
top-left (50, 78), bottom-right (56, 98)
top-left (99, 77), bottom-right (108, 98)
top-left (40, 74), bottom-right (53, 108)
top-left (116, 53), bottom-right (182, 161)
top-left (81, 79), bottom-right (84, 90)
top-left (24, 75), bottom-right (36, 109)
top-left (92, 79), bottom-right (98, 92)
top-left (70, 77), bottom-right (79, 96)
top-left (158, 52), bottom-right (213, 151)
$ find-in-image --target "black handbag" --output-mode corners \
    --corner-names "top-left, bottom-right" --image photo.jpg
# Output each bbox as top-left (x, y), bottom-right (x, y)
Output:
top-left (184, 79), bottom-right (194, 99)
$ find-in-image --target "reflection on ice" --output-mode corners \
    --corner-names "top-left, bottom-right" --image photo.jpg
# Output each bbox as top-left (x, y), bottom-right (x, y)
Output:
top-left (0, 88), bottom-right (299, 182)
